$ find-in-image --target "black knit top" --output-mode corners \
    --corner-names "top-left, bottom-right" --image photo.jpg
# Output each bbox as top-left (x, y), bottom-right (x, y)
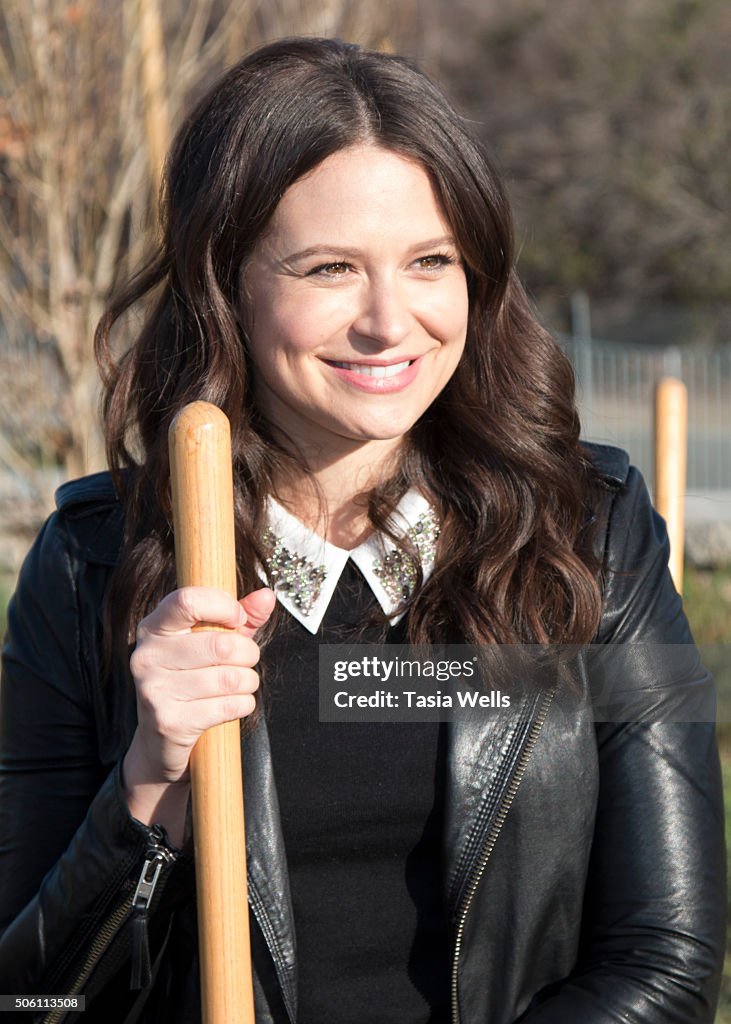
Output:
top-left (262, 559), bottom-right (450, 1023)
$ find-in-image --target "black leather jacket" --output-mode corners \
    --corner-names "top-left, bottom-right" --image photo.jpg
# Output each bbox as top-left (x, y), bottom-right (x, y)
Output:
top-left (0, 444), bottom-right (725, 1023)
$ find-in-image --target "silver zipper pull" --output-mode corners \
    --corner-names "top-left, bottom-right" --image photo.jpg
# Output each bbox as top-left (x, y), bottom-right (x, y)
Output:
top-left (130, 852), bottom-right (168, 990)
top-left (133, 854), bottom-right (166, 910)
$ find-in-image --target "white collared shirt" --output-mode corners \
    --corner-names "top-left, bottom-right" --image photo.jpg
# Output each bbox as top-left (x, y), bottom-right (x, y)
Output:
top-left (258, 490), bottom-right (439, 633)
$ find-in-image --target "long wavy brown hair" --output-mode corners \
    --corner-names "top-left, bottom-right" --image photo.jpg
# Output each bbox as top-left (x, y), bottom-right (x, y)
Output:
top-left (95, 36), bottom-right (603, 670)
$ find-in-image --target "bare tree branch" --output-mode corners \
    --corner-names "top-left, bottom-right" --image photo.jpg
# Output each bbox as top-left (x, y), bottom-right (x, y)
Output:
top-left (0, 0), bottom-right (409, 550)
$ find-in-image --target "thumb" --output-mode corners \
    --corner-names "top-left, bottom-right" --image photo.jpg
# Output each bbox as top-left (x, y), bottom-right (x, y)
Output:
top-left (238, 587), bottom-right (276, 637)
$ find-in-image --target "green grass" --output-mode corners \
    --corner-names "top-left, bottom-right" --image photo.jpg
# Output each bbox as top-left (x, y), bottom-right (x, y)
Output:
top-left (0, 572), bottom-right (13, 639)
top-left (684, 563), bottom-right (731, 645)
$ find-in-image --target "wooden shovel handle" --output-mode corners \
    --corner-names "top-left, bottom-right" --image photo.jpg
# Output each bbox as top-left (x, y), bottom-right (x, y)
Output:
top-left (169, 401), bottom-right (255, 1024)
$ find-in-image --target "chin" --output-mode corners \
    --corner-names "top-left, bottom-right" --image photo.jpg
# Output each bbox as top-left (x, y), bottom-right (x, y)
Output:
top-left (350, 413), bottom-right (421, 438)
top-left (346, 423), bottom-right (413, 443)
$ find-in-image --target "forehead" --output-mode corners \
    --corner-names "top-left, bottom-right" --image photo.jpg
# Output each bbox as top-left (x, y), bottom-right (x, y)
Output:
top-left (263, 144), bottom-right (453, 246)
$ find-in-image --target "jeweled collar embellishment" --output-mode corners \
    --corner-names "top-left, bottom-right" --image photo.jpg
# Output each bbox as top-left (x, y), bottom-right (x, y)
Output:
top-left (261, 529), bottom-right (328, 616)
top-left (260, 491), bottom-right (439, 633)
top-left (372, 508), bottom-right (440, 603)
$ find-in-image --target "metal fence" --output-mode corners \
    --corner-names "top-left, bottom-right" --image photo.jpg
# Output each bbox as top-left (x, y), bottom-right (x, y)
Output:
top-left (561, 337), bottom-right (731, 515)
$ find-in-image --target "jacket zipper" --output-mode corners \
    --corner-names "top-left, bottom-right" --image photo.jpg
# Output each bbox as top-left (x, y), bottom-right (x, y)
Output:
top-left (41, 834), bottom-right (175, 1024)
top-left (449, 687), bottom-right (556, 1024)
top-left (129, 851), bottom-right (171, 989)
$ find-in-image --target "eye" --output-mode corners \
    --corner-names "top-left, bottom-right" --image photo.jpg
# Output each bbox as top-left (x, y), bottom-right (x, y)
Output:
top-left (309, 261), bottom-right (351, 277)
top-left (416, 253), bottom-right (456, 271)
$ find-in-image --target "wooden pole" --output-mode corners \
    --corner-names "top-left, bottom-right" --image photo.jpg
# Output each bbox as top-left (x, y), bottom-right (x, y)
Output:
top-left (168, 401), bottom-right (255, 1024)
top-left (654, 377), bottom-right (688, 593)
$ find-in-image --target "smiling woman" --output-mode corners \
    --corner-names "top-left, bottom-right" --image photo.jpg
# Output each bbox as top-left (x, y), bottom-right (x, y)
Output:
top-left (0, 35), bottom-right (726, 1024)
top-left (243, 145), bottom-right (468, 541)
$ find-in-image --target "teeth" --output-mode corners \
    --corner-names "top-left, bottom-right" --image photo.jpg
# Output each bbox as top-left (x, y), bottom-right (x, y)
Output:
top-left (331, 360), bottom-right (412, 378)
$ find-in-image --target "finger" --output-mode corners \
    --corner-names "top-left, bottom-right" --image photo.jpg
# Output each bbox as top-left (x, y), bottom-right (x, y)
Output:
top-left (238, 587), bottom-right (276, 637)
top-left (180, 693), bottom-right (259, 735)
top-left (135, 664), bottom-right (260, 720)
top-left (146, 690), bottom-right (259, 745)
top-left (131, 630), bottom-right (261, 675)
top-left (139, 587), bottom-right (245, 637)
top-left (164, 664), bottom-right (261, 703)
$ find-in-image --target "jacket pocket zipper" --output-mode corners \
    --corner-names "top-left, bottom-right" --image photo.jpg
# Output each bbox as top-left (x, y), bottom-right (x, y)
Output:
top-left (41, 836), bottom-right (175, 1024)
top-left (450, 686), bottom-right (556, 1024)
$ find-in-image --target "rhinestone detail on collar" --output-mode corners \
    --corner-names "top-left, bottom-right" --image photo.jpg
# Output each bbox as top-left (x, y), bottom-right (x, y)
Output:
top-left (372, 507), bottom-right (440, 603)
top-left (262, 528), bottom-right (328, 615)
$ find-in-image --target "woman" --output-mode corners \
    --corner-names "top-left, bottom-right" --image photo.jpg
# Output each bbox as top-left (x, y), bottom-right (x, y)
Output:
top-left (0, 36), bottom-right (725, 1024)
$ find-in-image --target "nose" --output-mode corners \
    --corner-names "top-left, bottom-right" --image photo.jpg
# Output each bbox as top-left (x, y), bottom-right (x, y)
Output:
top-left (351, 276), bottom-right (413, 349)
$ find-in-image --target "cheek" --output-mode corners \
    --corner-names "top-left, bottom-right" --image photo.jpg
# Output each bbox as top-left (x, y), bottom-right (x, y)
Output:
top-left (426, 280), bottom-right (469, 340)
top-left (250, 311), bottom-right (316, 368)
top-left (261, 289), bottom-right (350, 359)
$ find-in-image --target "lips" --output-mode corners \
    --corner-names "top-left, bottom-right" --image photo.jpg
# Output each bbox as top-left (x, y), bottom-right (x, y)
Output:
top-left (328, 359), bottom-right (412, 378)
top-left (323, 356), bottom-right (421, 393)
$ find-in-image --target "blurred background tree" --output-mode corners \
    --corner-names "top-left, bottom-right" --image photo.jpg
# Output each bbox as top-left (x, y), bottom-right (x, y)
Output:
top-left (0, 0), bottom-right (414, 537)
top-left (0, 0), bottom-right (729, 542)
top-left (424, 0), bottom-right (731, 344)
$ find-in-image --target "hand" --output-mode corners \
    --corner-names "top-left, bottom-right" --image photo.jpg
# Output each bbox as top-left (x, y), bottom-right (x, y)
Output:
top-left (122, 586), bottom-right (275, 839)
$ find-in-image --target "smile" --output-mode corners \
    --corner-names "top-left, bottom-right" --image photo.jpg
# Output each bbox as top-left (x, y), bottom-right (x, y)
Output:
top-left (328, 360), bottom-right (413, 378)
top-left (323, 357), bottom-right (422, 393)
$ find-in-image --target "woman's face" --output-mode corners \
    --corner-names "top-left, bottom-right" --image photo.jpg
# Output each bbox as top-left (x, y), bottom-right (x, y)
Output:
top-left (243, 144), bottom-right (469, 462)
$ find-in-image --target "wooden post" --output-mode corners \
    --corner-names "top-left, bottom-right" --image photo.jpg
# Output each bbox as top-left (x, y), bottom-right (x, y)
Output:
top-left (137, 0), bottom-right (170, 191)
top-left (169, 401), bottom-right (255, 1024)
top-left (654, 377), bottom-right (688, 593)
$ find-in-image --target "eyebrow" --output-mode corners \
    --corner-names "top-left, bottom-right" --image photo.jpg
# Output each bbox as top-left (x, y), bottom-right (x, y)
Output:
top-left (281, 235), bottom-right (458, 263)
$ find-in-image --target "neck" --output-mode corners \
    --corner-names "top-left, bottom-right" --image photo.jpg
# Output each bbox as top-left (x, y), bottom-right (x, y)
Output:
top-left (273, 438), bottom-right (403, 549)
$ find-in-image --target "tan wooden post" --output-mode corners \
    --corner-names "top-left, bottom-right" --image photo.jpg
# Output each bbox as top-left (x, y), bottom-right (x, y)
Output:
top-left (654, 377), bottom-right (688, 593)
top-left (137, 0), bottom-right (170, 190)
